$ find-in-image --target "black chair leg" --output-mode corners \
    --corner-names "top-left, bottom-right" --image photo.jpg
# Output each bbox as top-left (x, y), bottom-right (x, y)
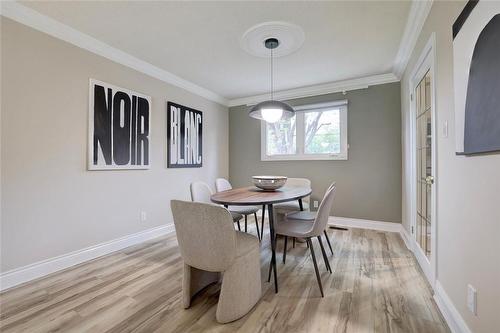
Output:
top-left (237, 220), bottom-right (241, 231)
top-left (324, 230), bottom-right (334, 255)
top-left (307, 238), bottom-right (324, 297)
top-left (244, 215), bottom-right (247, 232)
top-left (317, 235), bottom-right (332, 273)
top-left (283, 236), bottom-right (288, 264)
top-left (293, 237), bottom-right (296, 248)
top-left (260, 205), bottom-right (265, 240)
top-left (254, 212), bottom-right (261, 241)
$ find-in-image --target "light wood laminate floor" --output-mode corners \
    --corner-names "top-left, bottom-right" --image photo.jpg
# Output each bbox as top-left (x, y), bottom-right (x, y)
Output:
top-left (0, 225), bottom-right (449, 333)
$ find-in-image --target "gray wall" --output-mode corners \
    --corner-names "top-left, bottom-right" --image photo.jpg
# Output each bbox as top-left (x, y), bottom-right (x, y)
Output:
top-left (229, 82), bottom-right (402, 223)
top-left (1, 18), bottom-right (229, 272)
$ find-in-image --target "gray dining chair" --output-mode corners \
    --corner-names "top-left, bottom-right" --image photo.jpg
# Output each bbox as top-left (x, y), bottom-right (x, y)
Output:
top-left (274, 183), bottom-right (337, 297)
top-left (171, 200), bottom-right (261, 323)
top-left (274, 178), bottom-right (311, 213)
top-left (215, 178), bottom-right (261, 241)
top-left (272, 178), bottom-right (312, 247)
top-left (190, 181), bottom-right (244, 227)
top-left (285, 182), bottom-right (336, 255)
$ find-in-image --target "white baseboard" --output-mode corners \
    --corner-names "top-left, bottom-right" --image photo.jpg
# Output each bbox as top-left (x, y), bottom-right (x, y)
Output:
top-left (0, 224), bottom-right (175, 291)
top-left (328, 216), bottom-right (413, 252)
top-left (434, 281), bottom-right (472, 333)
top-left (398, 224), bottom-right (413, 250)
top-left (329, 216), bottom-right (402, 233)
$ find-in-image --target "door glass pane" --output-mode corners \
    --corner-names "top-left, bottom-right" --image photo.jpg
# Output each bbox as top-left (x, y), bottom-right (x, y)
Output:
top-left (425, 74), bottom-right (431, 110)
top-left (421, 183), bottom-right (427, 222)
top-left (415, 71), bottom-right (432, 260)
top-left (426, 111), bottom-right (432, 177)
top-left (426, 220), bottom-right (431, 256)
top-left (420, 82), bottom-right (425, 115)
top-left (420, 119), bottom-right (427, 180)
top-left (417, 171), bottom-right (421, 213)
top-left (426, 185), bottom-right (432, 221)
top-left (416, 214), bottom-right (422, 243)
top-left (416, 82), bottom-right (421, 116)
top-left (422, 216), bottom-right (427, 253)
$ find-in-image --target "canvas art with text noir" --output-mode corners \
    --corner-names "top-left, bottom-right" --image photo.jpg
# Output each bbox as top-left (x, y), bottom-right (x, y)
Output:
top-left (167, 101), bottom-right (203, 168)
top-left (88, 79), bottom-right (151, 170)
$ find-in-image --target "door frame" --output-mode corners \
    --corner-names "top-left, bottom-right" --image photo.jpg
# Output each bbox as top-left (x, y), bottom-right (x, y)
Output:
top-left (407, 33), bottom-right (437, 288)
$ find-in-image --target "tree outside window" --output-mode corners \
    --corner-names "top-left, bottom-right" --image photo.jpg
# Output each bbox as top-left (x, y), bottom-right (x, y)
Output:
top-left (262, 102), bottom-right (348, 160)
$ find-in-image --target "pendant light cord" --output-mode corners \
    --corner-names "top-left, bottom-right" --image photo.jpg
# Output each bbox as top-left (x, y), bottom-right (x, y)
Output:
top-left (270, 48), bottom-right (274, 101)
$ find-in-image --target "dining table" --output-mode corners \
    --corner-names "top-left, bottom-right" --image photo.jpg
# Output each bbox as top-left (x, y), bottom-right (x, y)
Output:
top-left (211, 185), bottom-right (312, 293)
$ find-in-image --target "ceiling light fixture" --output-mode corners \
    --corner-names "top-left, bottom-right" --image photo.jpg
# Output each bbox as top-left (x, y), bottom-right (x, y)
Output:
top-left (249, 38), bottom-right (295, 123)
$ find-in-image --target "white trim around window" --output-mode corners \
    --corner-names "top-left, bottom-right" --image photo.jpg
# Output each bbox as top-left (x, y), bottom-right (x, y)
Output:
top-left (260, 100), bottom-right (348, 161)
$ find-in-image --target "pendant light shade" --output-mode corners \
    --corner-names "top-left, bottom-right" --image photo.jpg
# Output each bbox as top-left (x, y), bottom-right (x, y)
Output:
top-left (249, 100), bottom-right (295, 123)
top-left (248, 37), bottom-right (295, 123)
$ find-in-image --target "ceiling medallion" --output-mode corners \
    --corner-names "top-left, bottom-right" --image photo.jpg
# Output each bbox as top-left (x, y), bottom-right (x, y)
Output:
top-left (239, 21), bottom-right (305, 58)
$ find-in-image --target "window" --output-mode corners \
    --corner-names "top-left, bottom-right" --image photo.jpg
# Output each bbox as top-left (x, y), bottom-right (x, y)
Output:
top-left (261, 100), bottom-right (348, 160)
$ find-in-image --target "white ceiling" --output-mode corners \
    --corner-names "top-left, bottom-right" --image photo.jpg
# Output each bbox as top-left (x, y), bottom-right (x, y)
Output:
top-left (20, 1), bottom-right (411, 101)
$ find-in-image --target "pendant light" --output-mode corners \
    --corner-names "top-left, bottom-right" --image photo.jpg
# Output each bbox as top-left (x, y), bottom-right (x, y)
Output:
top-left (249, 38), bottom-right (295, 123)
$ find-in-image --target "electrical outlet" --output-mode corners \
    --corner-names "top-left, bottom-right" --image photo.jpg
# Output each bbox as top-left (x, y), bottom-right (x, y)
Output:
top-left (467, 284), bottom-right (477, 315)
top-left (313, 200), bottom-right (319, 208)
top-left (140, 211), bottom-right (147, 222)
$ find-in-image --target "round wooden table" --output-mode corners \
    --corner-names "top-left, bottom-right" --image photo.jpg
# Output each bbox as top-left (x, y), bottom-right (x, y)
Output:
top-left (211, 186), bottom-right (312, 293)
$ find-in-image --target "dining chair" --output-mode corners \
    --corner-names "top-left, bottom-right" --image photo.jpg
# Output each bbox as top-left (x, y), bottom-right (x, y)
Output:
top-left (274, 178), bottom-right (312, 213)
top-left (273, 178), bottom-right (312, 247)
top-left (285, 182), bottom-right (336, 255)
top-left (215, 178), bottom-right (261, 241)
top-left (190, 181), bottom-right (244, 227)
top-left (171, 200), bottom-right (261, 323)
top-left (274, 183), bottom-right (337, 297)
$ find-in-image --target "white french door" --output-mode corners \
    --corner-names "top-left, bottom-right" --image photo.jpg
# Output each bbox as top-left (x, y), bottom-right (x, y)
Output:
top-left (409, 35), bottom-right (437, 287)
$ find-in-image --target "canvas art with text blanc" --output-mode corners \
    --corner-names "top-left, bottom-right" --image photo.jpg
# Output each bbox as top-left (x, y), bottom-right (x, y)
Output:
top-left (167, 101), bottom-right (203, 168)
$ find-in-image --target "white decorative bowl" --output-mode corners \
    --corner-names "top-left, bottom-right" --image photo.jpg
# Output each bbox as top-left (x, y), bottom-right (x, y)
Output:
top-left (252, 176), bottom-right (287, 191)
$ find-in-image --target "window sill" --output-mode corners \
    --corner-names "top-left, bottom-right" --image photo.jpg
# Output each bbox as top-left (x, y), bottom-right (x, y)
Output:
top-left (261, 154), bottom-right (348, 161)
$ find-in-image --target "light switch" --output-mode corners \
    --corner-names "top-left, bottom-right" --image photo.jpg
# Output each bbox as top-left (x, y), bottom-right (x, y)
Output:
top-left (443, 121), bottom-right (449, 138)
top-left (467, 284), bottom-right (477, 315)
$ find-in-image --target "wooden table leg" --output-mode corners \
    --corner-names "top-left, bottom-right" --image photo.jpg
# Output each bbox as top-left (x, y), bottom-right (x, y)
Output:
top-left (266, 204), bottom-right (278, 293)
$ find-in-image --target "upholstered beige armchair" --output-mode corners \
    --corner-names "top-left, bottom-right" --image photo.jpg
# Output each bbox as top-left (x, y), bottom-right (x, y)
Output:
top-left (171, 200), bottom-right (261, 323)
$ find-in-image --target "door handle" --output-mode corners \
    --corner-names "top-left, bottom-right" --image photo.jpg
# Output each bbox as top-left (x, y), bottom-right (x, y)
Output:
top-left (425, 176), bottom-right (434, 185)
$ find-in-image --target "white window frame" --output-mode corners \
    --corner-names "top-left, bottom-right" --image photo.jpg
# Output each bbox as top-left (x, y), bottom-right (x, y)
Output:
top-left (261, 100), bottom-right (348, 161)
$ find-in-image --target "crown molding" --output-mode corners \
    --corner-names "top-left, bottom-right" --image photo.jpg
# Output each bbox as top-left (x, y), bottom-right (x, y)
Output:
top-left (1, 1), bottom-right (424, 107)
top-left (0, 1), bottom-right (228, 106)
top-left (228, 72), bottom-right (399, 107)
top-left (393, 0), bottom-right (434, 78)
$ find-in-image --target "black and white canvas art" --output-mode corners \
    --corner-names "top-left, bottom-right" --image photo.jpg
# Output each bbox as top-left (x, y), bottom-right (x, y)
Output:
top-left (167, 102), bottom-right (203, 168)
top-left (453, 0), bottom-right (500, 155)
top-left (88, 79), bottom-right (151, 170)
